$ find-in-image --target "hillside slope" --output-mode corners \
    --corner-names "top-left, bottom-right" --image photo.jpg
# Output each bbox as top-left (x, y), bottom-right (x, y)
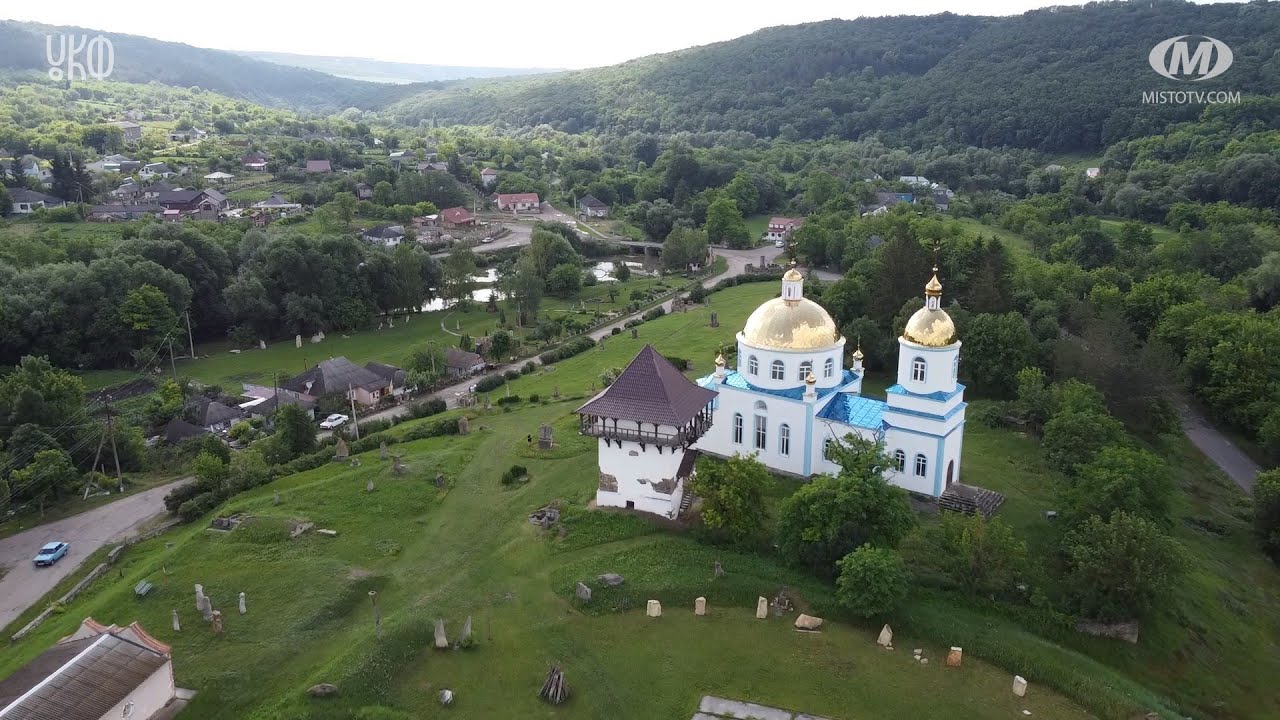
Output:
top-left (386, 1), bottom-right (1280, 150)
top-left (0, 21), bottom-right (408, 113)
top-left (237, 50), bottom-right (561, 84)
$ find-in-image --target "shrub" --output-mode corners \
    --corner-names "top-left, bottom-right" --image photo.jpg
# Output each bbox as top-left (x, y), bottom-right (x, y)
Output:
top-left (528, 393), bottom-right (541, 403)
top-left (629, 289), bottom-right (646, 300)
top-left (611, 327), bottom-right (622, 335)
top-left (501, 464), bottom-right (529, 485)
top-left (496, 395), bottom-right (521, 406)
top-left (836, 544), bottom-right (910, 617)
top-left (1063, 511), bottom-right (1187, 620)
top-left (1041, 410), bottom-right (1126, 476)
top-left (409, 397), bottom-right (447, 418)
top-left (538, 336), bottom-right (596, 364)
top-left (164, 481), bottom-right (204, 513)
top-left (474, 374), bottom-right (506, 393)
top-left (504, 369), bottom-right (521, 381)
top-left (1255, 469), bottom-right (1280, 562)
top-left (642, 306), bottom-right (666, 321)
top-left (663, 355), bottom-right (689, 371)
top-left (522, 361), bottom-right (536, 374)
top-left (688, 283), bottom-right (708, 303)
top-left (177, 491), bottom-right (223, 523)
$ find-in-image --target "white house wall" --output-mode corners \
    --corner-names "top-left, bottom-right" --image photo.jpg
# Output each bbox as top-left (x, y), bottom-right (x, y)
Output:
top-left (596, 437), bottom-right (686, 516)
top-left (99, 659), bottom-right (174, 720)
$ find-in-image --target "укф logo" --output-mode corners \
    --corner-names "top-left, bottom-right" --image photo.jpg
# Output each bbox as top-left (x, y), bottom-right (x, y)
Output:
top-left (1149, 36), bottom-right (1233, 81)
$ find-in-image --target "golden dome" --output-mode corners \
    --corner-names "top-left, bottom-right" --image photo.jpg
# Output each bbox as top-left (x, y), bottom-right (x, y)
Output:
top-left (783, 266), bottom-right (804, 282)
top-left (742, 297), bottom-right (840, 351)
top-left (804, 372), bottom-right (816, 385)
top-left (903, 306), bottom-right (956, 347)
top-left (925, 273), bottom-right (942, 297)
top-left (714, 353), bottom-right (725, 367)
top-left (852, 345), bottom-right (864, 361)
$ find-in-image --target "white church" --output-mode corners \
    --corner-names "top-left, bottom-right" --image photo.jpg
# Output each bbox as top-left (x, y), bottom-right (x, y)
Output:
top-left (578, 266), bottom-right (968, 518)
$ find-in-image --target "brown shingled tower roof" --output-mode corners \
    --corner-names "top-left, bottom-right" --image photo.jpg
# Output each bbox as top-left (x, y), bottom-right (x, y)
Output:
top-left (577, 345), bottom-right (717, 426)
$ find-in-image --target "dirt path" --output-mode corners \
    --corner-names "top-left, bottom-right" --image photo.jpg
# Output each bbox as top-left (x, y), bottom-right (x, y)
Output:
top-left (0, 478), bottom-right (190, 630)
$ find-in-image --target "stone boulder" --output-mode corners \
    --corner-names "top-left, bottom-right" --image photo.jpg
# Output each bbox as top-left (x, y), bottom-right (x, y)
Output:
top-left (575, 582), bottom-right (592, 602)
top-left (794, 614), bottom-right (824, 631)
top-left (307, 683), bottom-right (338, 698)
top-left (597, 573), bottom-right (625, 587)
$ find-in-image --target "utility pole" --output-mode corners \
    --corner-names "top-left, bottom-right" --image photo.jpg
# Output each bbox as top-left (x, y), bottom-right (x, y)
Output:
top-left (168, 337), bottom-right (178, 382)
top-left (104, 404), bottom-right (124, 493)
top-left (348, 383), bottom-right (360, 440)
top-left (185, 311), bottom-right (195, 358)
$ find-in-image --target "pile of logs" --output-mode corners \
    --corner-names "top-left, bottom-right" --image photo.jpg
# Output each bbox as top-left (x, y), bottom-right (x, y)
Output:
top-left (538, 665), bottom-right (569, 705)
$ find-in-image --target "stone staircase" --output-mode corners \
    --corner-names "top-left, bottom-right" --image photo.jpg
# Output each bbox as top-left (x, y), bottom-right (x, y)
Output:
top-left (938, 483), bottom-right (1006, 518)
top-left (678, 487), bottom-right (698, 518)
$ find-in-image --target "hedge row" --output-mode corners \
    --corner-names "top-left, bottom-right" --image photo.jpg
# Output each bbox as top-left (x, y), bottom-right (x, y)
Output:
top-left (538, 336), bottom-right (597, 365)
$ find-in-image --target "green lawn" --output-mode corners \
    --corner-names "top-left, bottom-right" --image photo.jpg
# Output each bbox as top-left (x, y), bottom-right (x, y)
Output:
top-left (745, 214), bottom-right (772, 241)
top-left (0, 405), bottom-right (1094, 720)
top-left (953, 218), bottom-right (1035, 264)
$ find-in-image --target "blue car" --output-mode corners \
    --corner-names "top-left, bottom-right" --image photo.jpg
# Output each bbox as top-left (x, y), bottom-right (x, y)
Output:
top-left (33, 541), bottom-right (69, 567)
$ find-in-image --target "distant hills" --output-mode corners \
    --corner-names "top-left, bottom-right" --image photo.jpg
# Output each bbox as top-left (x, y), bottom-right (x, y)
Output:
top-left (0, 21), bottom-right (408, 112)
top-left (384, 0), bottom-right (1280, 151)
top-left (236, 50), bottom-right (560, 85)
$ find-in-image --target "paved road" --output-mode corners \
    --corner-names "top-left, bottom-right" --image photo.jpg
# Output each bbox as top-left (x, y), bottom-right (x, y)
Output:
top-left (353, 245), bottom-right (785, 427)
top-left (1182, 407), bottom-right (1261, 493)
top-left (0, 479), bottom-right (189, 630)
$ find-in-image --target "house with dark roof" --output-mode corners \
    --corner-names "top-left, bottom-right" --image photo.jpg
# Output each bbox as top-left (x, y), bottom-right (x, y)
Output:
top-left (253, 193), bottom-right (302, 211)
top-left (355, 182), bottom-right (374, 201)
top-left (162, 417), bottom-right (209, 444)
top-left (88, 204), bottom-right (164, 222)
top-left (109, 120), bottom-right (143, 143)
top-left (440, 206), bottom-right (474, 228)
top-left (495, 193), bottom-right (540, 213)
top-left (305, 160), bottom-right (332, 174)
top-left (140, 162), bottom-right (174, 179)
top-left (154, 190), bottom-right (224, 220)
top-left (7, 188), bottom-right (65, 215)
top-left (577, 345), bottom-right (717, 517)
top-left (280, 357), bottom-right (392, 407)
top-left (0, 618), bottom-right (183, 720)
top-left (361, 224), bottom-right (406, 247)
top-left (445, 348), bottom-right (486, 378)
top-left (364, 362), bottom-right (409, 398)
top-left (578, 194), bottom-right (609, 218)
top-left (480, 167), bottom-right (497, 187)
top-left (187, 396), bottom-right (245, 431)
top-left (241, 152), bottom-right (268, 171)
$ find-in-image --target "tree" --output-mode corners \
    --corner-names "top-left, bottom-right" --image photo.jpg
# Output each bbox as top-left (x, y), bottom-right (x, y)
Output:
top-left (527, 229), bottom-right (580, 277)
top-left (662, 226), bottom-right (709, 271)
top-left (0, 356), bottom-right (86, 446)
top-left (1067, 446), bottom-right (1175, 528)
top-left (688, 454), bottom-right (773, 547)
top-left (9, 449), bottom-right (79, 513)
top-left (835, 544), bottom-right (909, 617)
top-left (1063, 511), bottom-right (1186, 620)
top-left (820, 277), bottom-right (868, 327)
top-left (960, 313), bottom-right (1037, 395)
top-left (119, 284), bottom-right (179, 359)
top-left (775, 437), bottom-right (915, 575)
top-left (266, 404), bottom-right (316, 464)
top-left (373, 181), bottom-right (395, 206)
top-left (614, 261), bottom-right (632, 282)
top-left (1012, 367), bottom-right (1054, 432)
top-left (192, 450), bottom-right (229, 490)
top-left (442, 246), bottom-right (479, 305)
top-left (546, 263), bottom-right (584, 298)
top-left (145, 379), bottom-right (186, 428)
top-left (1254, 470), bottom-right (1280, 563)
top-left (1041, 410), bottom-right (1126, 476)
top-left (704, 197), bottom-right (750, 249)
top-left (0, 186), bottom-right (10, 216)
top-left (725, 171), bottom-right (760, 216)
top-left (504, 255), bottom-right (545, 326)
top-left (331, 192), bottom-right (357, 228)
top-left (488, 329), bottom-right (514, 359)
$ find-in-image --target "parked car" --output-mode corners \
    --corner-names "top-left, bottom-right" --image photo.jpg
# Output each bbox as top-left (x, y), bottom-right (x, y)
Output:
top-left (481, 236), bottom-right (494, 244)
top-left (774, 239), bottom-right (786, 248)
top-left (33, 541), bottom-right (69, 567)
top-left (319, 413), bottom-right (349, 429)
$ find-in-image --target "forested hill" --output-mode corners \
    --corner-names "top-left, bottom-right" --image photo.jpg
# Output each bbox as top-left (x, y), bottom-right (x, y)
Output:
top-left (0, 21), bottom-right (411, 113)
top-left (387, 0), bottom-right (1280, 151)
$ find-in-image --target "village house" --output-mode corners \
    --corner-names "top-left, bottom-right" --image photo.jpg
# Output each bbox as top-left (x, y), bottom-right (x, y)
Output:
top-left (154, 189), bottom-right (227, 220)
top-left (203, 171), bottom-right (235, 184)
top-left (3, 155), bottom-right (53, 186)
top-left (88, 204), bottom-right (164, 222)
top-left (253, 193), bottom-right (303, 212)
top-left (355, 182), bottom-right (374, 201)
top-left (899, 175), bottom-right (931, 188)
top-left (110, 181), bottom-right (143, 202)
top-left (578, 194), bottom-right (610, 218)
top-left (88, 154), bottom-right (142, 174)
top-left (280, 357), bottom-right (398, 408)
top-left (440, 206), bottom-right (475, 228)
top-left (7, 188), bottom-right (66, 215)
top-left (361, 224), bottom-right (406, 247)
top-left (0, 617), bottom-right (186, 720)
top-left (305, 160), bottom-right (332, 174)
top-left (241, 152), bottom-right (268, 171)
top-left (187, 395), bottom-right (246, 433)
top-left (764, 216), bottom-right (805, 243)
top-left (142, 181), bottom-right (178, 202)
top-left (110, 120), bottom-right (143, 144)
top-left (365, 362), bottom-right (410, 399)
top-left (1086, 167), bottom-right (1102, 178)
top-left (418, 161), bottom-right (449, 173)
top-left (168, 127), bottom-right (207, 143)
top-left (141, 162), bottom-right (174, 179)
top-left (445, 347), bottom-right (486, 378)
top-left (480, 167), bottom-right (498, 187)
top-left (389, 150), bottom-right (412, 169)
top-left (495, 192), bottom-right (541, 213)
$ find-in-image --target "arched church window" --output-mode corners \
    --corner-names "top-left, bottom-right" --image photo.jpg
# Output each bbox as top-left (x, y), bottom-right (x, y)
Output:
top-left (770, 360), bottom-right (785, 380)
top-left (798, 360), bottom-right (812, 382)
top-left (911, 357), bottom-right (927, 383)
top-left (753, 414), bottom-right (767, 450)
top-left (779, 424), bottom-right (791, 456)
top-left (748, 355), bottom-right (758, 376)
top-left (733, 413), bottom-right (743, 444)
top-left (824, 357), bottom-right (834, 378)
top-left (893, 450), bottom-right (905, 471)
top-left (823, 439), bottom-right (835, 461)
top-left (754, 400), bottom-right (768, 411)
top-left (914, 453), bottom-right (928, 477)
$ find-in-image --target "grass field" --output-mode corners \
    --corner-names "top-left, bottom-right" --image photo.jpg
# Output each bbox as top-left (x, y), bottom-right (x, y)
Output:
top-left (745, 213), bottom-right (771, 241)
top-left (0, 404), bottom-right (1094, 720)
top-left (953, 218), bottom-right (1036, 264)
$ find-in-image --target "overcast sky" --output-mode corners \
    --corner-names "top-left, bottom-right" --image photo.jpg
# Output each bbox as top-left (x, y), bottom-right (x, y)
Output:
top-left (2, 0), bottom-right (1245, 70)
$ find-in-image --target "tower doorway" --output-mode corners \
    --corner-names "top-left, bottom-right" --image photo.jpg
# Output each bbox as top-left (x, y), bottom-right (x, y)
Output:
top-left (946, 460), bottom-right (955, 487)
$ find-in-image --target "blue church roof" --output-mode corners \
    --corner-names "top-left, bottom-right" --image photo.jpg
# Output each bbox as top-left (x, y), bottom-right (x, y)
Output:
top-left (701, 369), bottom-right (859, 402)
top-left (817, 392), bottom-right (887, 430)
top-left (886, 383), bottom-right (965, 402)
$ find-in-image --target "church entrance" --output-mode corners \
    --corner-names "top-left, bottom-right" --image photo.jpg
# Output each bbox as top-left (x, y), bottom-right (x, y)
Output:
top-left (946, 460), bottom-right (954, 487)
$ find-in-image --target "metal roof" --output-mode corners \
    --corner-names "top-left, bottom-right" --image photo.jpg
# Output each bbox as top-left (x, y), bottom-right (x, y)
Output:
top-left (817, 393), bottom-right (887, 430)
top-left (0, 634), bottom-right (169, 720)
